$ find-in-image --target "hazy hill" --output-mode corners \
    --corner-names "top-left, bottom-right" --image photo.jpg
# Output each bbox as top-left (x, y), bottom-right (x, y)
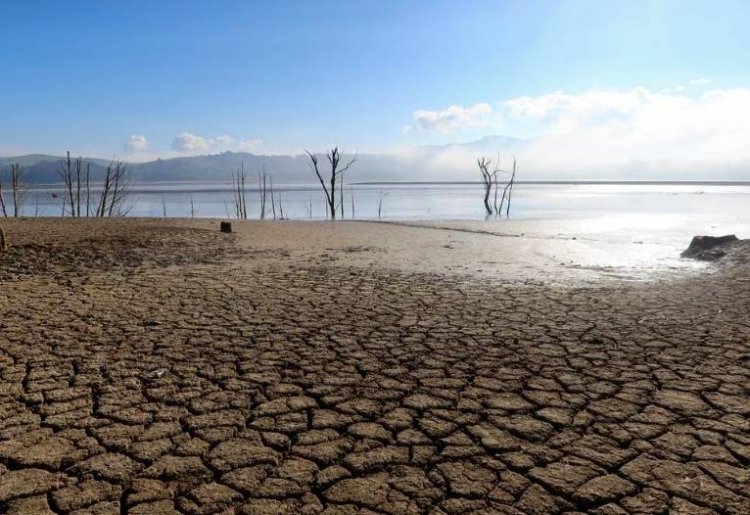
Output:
top-left (0, 136), bottom-right (528, 184)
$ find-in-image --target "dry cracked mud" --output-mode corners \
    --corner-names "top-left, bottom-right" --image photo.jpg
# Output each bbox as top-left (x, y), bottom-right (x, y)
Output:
top-left (1, 219), bottom-right (749, 514)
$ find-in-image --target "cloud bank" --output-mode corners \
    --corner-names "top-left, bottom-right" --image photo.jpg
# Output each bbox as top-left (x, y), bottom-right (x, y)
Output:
top-left (409, 83), bottom-right (750, 179)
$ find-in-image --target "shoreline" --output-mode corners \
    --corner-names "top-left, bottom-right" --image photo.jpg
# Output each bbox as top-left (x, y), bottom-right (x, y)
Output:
top-left (0, 216), bottom-right (721, 285)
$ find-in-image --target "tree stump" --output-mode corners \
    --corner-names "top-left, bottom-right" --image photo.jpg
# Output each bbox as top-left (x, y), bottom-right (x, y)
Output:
top-left (220, 221), bottom-right (233, 234)
top-left (0, 226), bottom-right (6, 252)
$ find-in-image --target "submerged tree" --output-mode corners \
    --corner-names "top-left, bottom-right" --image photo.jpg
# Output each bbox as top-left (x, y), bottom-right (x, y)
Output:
top-left (0, 170), bottom-right (7, 218)
top-left (258, 166), bottom-right (268, 220)
top-left (96, 160), bottom-right (131, 217)
top-left (1, 163), bottom-right (27, 217)
top-left (305, 147), bottom-right (356, 220)
top-left (58, 153), bottom-right (125, 217)
top-left (231, 162), bottom-right (248, 219)
top-left (499, 157), bottom-right (517, 217)
top-left (477, 156), bottom-right (497, 216)
top-left (476, 155), bottom-right (518, 218)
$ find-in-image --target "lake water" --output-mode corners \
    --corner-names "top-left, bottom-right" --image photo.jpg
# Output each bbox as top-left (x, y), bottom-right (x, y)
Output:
top-left (14, 182), bottom-right (750, 222)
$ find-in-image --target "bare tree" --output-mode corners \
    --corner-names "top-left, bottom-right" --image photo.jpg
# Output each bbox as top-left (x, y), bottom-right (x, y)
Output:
top-left (85, 163), bottom-right (91, 217)
top-left (58, 153), bottom-right (91, 217)
top-left (75, 157), bottom-right (82, 217)
top-left (498, 157), bottom-right (517, 217)
top-left (231, 162), bottom-right (248, 219)
top-left (277, 192), bottom-right (285, 220)
top-left (477, 157), bottom-right (497, 216)
top-left (305, 147), bottom-right (356, 220)
top-left (377, 191), bottom-right (388, 219)
top-left (477, 155), bottom-right (518, 218)
top-left (258, 166), bottom-right (268, 220)
top-left (270, 178), bottom-right (276, 220)
top-left (96, 160), bottom-right (131, 217)
top-left (7, 164), bottom-right (27, 217)
top-left (0, 170), bottom-right (8, 218)
top-left (58, 152), bottom-right (75, 216)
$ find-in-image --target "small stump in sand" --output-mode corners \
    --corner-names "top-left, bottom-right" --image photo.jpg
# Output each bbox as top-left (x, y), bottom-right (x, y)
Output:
top-left (220, 222), bottom-right (233, 234)
top-left (681, 234), bottom-right (738, 261)
top-left (0, 226), bottom-right (7, 252)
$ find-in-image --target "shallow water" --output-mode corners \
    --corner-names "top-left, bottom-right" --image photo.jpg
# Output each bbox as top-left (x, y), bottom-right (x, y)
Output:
top-left (16, 182), bottom-right (750, 222)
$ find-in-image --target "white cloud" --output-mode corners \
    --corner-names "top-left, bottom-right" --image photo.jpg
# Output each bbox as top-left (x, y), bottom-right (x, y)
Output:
top-left (171, 132), bottom-right (262, 154)
top-left (689, 77), bottom-right (713, 86)
top-left (407, 86), bottom-right (750, 178)
top-left (408, 103), bottom-right (500, 132)
top-left (124, 134), bottom-right (149, 152)
top-left (505, 86), bottom-right (750, 177)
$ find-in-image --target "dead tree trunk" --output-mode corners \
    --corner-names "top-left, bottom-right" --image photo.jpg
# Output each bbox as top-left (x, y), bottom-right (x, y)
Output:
top-left (9, 163), bottom-right (25, 217)
top-left (258, 167), bottom-right (268, 220)
top-left (498, 157), bottom-right (517, 217)
top-left (75, 157), bottom-right (82, 217)
top-left (0, 172), bottom-right (7, 218)
top-left (305, 147), bottom-right (356, 220)
top-left (478, 155), bottom-right (518, 218)
top-left (95, 160), bottom-right (129, 217)
top-left (231, 162), bottom-right (248, 219)
top-left (59, 152), bottom-right (75, 216)
top-left (85, 163), bottom-right (91, 217)
top-left (97, 163), bottom-right (113, 217)
top-left (477, 157), bottom-right (495, 216)
top-left (0, 225), bottom-right (6, 251)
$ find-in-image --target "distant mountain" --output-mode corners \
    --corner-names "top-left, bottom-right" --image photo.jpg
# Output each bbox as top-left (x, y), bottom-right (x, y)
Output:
top-left (0, 136), bottom-right (529, 184)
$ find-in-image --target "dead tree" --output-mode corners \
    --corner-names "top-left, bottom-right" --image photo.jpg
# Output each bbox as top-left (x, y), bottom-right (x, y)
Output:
top-left (277, 192), bottom-right (285, 220)
top-left (1, 164), bottom-right (23, 217)
top-left (75, 158), bottom-right (82, 217)
top-left (0, 170), bottom-right (7, 218)
top-left (305, 147), bottom-right (356, 220)
top-left (377, 191), bottom-right (388, 219)
top-left (58, 153), bottom-right (89, 217)
top-left (477, 155), bottom-right (518, 218)
top-left (96, 161), bottom-right (112, 217)
top-left (58, 152), bottom-right (75, 216)
top-left (7, 163), bottom-right (26, 217)
top-left (270, 178), bottom-right (276, 220)
top-left (498, 157), bottom-right (517, 217)
top-left (85, 163), bottom-right (91, 217)
top-left (231, 162), bottom-right (248, 219)
top-left (96, 160), bottom-right (130, 217)
top-left (258, 166), bottom-right (268, 220)
top-left (477, 157), bottom-right (496, 216)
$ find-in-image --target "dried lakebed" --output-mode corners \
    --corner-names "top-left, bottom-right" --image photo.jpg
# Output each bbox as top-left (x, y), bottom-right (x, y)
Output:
top-left (0, 219), bottom-right (749, 514)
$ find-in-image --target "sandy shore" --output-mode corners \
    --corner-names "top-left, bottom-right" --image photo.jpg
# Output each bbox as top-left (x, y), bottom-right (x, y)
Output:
top-left (0, 218), bottom-right (749, 514)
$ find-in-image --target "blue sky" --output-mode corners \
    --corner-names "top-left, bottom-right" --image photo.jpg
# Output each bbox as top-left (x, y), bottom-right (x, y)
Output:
top-left (2, 0), bottom-right (750, 175)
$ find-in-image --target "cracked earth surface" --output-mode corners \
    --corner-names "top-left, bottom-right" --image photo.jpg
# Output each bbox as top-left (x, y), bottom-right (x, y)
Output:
top-left (0, 219), bottom-right (749, 514)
